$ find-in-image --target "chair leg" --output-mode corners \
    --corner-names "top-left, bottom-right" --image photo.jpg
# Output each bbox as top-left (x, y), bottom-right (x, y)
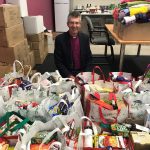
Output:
top-left (104, 45), bottom-right (107, 56)
top-left (110, 45), bottom-right (114, 62)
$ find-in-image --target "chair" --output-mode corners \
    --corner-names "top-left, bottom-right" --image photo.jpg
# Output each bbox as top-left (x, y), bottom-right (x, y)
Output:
top-left (84, 16), bottom-right (115, 65)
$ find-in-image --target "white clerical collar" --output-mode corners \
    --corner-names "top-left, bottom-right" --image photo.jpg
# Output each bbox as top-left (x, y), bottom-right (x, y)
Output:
top-left (73, 36), bottom-right (77, 38)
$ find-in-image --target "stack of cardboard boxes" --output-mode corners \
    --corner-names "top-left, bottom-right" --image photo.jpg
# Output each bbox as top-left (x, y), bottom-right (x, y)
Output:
top-left (0, 2), bottom-right (49, 77)
top-left (0, 4), bottom-right (34, 68)
top-left (27, 32), bottom-right (48, 64)
top-left (23, 14), bottom-right (48, 64)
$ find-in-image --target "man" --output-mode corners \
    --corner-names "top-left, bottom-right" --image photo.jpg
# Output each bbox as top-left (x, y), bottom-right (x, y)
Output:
top-left (54, 11), bottom-right (92, 79)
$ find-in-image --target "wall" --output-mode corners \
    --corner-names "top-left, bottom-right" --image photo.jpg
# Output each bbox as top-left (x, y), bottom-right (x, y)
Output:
top-left (0, 0), bottom-right (5, 4)
top-left (0, 0), bottom-right (119, 30)
top-left (72, 0), bottom-right (119, 9)
top-left (27, 0), bottom-right (54, 30)
top-left (0, 0), bottom-right (54, 30)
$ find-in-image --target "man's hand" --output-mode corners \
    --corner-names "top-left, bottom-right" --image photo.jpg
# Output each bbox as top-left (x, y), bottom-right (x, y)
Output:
top-left (68, 75), bottom-right (75, 80)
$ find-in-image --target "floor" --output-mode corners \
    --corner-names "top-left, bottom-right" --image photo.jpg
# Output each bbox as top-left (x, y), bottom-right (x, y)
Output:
top-left (35, 35), bottom-right (150, 78)
top-left (48, 42), bottom-right (150, 56)
top-left (48, 27), bottom-right (150, 56)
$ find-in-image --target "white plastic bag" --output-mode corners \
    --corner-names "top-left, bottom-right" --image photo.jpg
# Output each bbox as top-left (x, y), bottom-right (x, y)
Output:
top-left (124, 91), bottom-right (150, 124)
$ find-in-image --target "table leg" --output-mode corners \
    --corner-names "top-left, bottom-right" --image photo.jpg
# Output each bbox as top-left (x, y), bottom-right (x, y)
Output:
top-left (119, 44), bottom-right (126, 71)
top-left (137, 44), bottom-right (141, 56)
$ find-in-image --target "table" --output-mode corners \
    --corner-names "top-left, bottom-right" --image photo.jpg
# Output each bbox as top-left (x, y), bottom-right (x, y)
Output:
top-left (105, 24), bottom-right (150, 71)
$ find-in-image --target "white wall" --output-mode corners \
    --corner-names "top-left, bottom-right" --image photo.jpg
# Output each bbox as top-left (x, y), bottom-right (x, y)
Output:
top-left (72, 0), bottom-right (119, 9)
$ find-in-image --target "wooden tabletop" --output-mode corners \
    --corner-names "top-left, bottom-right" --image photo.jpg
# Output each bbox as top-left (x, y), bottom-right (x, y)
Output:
top-left (105, 24), bottom-right (150, 44)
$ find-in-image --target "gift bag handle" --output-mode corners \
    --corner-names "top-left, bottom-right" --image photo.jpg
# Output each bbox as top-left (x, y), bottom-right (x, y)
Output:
top-left (29, 72), bottom-right (42, 89)
top-left (30, 72), bottom-right (42, 84)
top-left (98, 93), bottom-right (121, 124)
top-left (92, 66), bottom-right (105, 84)
top-left (39, 128), bottom-right (65, 150)
top-left (0, 111), bottom-right (31, 137)
top-left (80, 116), bottom-right (98, 136)
top-left (13, 60), bottom-right (24, 76)
top-left (77, 116), bottom-right (98, 149)
top-left (52, 115), bottom-right (70, 134)
top-left (23, 65), bottom-right (32, 79)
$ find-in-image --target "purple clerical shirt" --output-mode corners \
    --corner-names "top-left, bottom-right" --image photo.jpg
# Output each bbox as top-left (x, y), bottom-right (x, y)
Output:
top-left (70, 36), bottom-right (81, 70)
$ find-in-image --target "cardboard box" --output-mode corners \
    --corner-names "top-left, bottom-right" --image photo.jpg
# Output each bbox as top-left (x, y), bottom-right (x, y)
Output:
top-left (0, 23), bottom-right (25, 47)
top-left (22, 55), bottom-right (30, 65)
top-left (118, 22), bottom-right (150, 41)
top-left (23, 16), bottom-right (44, 34)
top-left (0, 4), bottom-right (22, 27)
top-left (44, 35), bottom-right (48, 54)
top-left (34, 48), bottom-right (47, 64)
top-left (28, 51), bottom-right (35, 68)
top-left (130, 131), bottom-right (150, 150)
top-left (0, 62), bottom-right (12, 78)
top-left (6, 0), bottom-right (28, 17)
top-left (23, 38), bottom-right (32, 53)
top-left (27, 32), bottom-right (44, 42)
top-left (29, 39), bottom-right (44, 50)
top-left (0, 39), bottom-right (27, 64)
top-left (44, 32), bottom-right (53, 45)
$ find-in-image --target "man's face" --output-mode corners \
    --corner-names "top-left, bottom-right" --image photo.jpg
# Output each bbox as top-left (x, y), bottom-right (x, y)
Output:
top-left (67, 16), bottom-right (81, 36)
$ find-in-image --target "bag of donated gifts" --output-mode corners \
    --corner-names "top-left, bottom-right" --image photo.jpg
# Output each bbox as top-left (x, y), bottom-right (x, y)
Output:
top-left (0, 111), bottom-right (32, 149)
top-left (0, 60), bottom-right (31, 102)
top-left (124, 91), bottom-right (150, 125)
top-left (135, 64), bottom-right (150, 93)
top-left (78, 116), bottom-right (126, 149)
top-left (85, 92), bottom-right (128, 124)
top-left (15, 89), bottom-right (84, 149)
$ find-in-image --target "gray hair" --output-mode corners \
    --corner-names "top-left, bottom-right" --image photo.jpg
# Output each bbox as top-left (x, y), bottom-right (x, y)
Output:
top-left (67, 11), bottom-right (81, 23)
